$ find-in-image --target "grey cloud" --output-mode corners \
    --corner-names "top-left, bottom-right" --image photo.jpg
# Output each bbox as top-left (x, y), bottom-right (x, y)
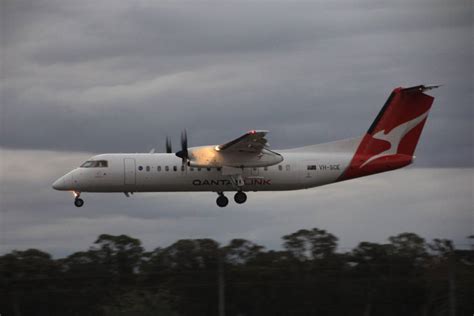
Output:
top-left (1, 0), bottom-right (472, 167)
top-left (0, 149), bottom-right (472, 257)
top-left (0, 0), bottom-right (472, 257)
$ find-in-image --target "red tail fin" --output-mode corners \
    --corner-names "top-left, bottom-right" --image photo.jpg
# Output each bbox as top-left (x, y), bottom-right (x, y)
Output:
top-left (340, 85), bottom-right (437, 181)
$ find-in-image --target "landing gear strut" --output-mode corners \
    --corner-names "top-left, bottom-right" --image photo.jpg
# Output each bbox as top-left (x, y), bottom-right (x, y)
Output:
top-left (73, 192), bottom-right (84, 208)
top-left (234, 191), bottom-right (247, 204)
top-left (216, 192), bottom-right (229, 208)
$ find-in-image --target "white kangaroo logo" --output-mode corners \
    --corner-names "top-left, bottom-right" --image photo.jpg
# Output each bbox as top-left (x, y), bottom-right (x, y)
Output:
top-left (360, 111), bottom-right (429, 168)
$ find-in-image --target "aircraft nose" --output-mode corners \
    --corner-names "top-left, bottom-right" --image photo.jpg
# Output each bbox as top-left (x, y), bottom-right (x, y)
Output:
top-left (53, 174), bottom-right (73, 191)
top-left (52, 176), bottom-right (66, 190)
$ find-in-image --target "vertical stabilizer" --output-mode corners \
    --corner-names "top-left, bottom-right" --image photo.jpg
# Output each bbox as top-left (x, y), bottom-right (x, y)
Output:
top-left (339, 85), bottom-right (438, 181)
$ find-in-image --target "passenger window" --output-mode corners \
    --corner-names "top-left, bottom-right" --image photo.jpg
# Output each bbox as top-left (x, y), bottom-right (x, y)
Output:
top-left (253, 167), bottom-right (257, 171)
top-left (217, 167), bottom-right (222, 171)
top-left (207, 168), bottom-right (211, 171)
top-left (278, 165), bottom-right (283, 171)
top-left (146, 166), bottom-right (150, 172)
top-left (307, 165), bottom-right (317, 170)
top-left (173, 166), bottom-right (177, 172)
top-left (264, 167), bottom-right (268, 171)
top-left (286, 165), bottom-right (290, 171)
top-left (138, 166), bottom-right (143, 171)
top-left (190, 167), bottom-right (194, 171)
top-left (165, 166), bottom-right (169, 172)
top-left (158, 166), bottom-right (161, 172)
top-left (197, 168), bottom-right (201, 171)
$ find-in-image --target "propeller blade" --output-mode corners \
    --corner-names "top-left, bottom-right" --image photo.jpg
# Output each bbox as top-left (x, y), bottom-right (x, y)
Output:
top-left (181, 129), bottom-right (188, 164)
top-left (181, 129), bottom-right (188, 151)
top-left (166, 136), bottom-right (172, 153)
top-left (176, 129), bottom-right (189, 164)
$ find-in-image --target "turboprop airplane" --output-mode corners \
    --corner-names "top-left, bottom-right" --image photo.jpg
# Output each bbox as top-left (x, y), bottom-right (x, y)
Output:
top-left (53, 85), bottom-right (439, 207)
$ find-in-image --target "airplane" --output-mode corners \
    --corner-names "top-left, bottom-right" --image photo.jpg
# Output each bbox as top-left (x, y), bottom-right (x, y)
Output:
top-left (53, 84), bottom-right (439, 208)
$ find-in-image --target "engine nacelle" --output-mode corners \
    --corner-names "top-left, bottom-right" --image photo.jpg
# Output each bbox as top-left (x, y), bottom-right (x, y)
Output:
top-left (188, 146), bottom-right (283, 168)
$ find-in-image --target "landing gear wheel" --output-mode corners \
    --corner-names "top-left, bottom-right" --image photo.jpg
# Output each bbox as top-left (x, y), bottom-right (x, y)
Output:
top-left (74, 198), bottom-right (84, 208)
top-left (216, 195), bottom-right (229, 208)
top-left (234, 191), bottom-right (247, 204)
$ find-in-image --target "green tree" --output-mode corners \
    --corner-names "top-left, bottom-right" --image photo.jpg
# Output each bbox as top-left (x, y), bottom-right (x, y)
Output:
top-left (388, 232), bottom-right (428, 260)
top-left (222, 239), bottom-right (264, 265)
top-left (0, 249), bottom-right (63, 316)
top-left (282, 228), bottom-right (338, 261)
top-left (101, 290), bottom-right (178, 316)
top-left (92, 234), bottom-right (145, 276)
top-left (142, 239), bottom-right (221, 316)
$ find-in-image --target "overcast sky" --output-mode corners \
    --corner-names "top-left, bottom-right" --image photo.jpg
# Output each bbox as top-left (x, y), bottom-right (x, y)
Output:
top-left (1, 0), bottom-right (472, 257)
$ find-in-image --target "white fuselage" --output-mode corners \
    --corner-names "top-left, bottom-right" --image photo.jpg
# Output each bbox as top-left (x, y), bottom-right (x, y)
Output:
top-left (54, 150), bottom-right (354, 193)
top-left (52, 85), bottom-right (436, 207)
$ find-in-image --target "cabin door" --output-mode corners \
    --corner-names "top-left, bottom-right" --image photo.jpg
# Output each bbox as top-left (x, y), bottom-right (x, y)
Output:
top-left (124, 158), bottom-right (136, 189)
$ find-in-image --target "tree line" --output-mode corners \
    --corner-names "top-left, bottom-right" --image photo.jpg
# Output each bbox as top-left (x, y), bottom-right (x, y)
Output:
top-left (1, 228), bottom-right (473, 316)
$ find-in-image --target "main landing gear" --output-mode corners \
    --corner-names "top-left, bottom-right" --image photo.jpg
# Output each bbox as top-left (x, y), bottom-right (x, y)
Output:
top-left (234, 191), bottom-right (247, 204)
top-left (216, 191), bottom-right (247, 207)
top-left (216, 193), bottom-right (229, 208)
top-left (73, 192), bottom-right (84, 208)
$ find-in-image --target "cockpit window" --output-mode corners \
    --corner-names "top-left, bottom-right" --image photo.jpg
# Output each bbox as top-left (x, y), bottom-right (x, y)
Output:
top-left (80, 160), bottom-right (108, 168)
top-left (80, 161), bottom-right (94, 168)
top-left (97, 160), bottom-right (108, 167)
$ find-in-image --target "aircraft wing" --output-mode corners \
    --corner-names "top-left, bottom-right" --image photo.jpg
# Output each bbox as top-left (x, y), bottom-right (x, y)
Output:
top-left (216, 130), bottom-right (269, 153)
top-left (188, 130), bottom-right (282, 168)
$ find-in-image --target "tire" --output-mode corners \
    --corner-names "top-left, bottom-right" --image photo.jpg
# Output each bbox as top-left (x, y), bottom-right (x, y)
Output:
top-left (216, 195), bottom-right (229, 208)
top-left (234, 191), bottom-right (247, 204)
top-left (74, 198), bottom-right (84, 207)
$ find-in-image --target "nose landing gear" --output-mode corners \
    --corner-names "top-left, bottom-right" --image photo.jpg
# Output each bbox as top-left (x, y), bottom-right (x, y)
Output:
top-left (74, 198), bottom-right (84, 207)
top-left (73, 192), bottom-right (84, 207)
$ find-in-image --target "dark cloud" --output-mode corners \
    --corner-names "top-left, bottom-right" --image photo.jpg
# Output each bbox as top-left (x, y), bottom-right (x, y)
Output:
top-left (0, 0), bottom-right (472, 256)
top-left (1, 0), bottom-right (472, 166)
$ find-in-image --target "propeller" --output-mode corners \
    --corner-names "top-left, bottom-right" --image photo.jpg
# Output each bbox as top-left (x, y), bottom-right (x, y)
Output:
top-left (175, 129), bottom-right (189, 165)
top-left (165, 136), bottom-right (172, 153)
